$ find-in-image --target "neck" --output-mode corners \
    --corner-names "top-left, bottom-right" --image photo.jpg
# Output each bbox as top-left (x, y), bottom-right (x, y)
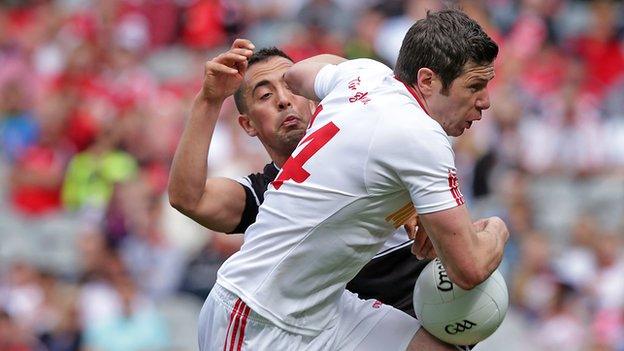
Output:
top-left (264, 146), bottom-right (290, 168)
top-left (272, 153), bottom-right (289, 168)
top-left (408, 83), bottom-right (431, 115)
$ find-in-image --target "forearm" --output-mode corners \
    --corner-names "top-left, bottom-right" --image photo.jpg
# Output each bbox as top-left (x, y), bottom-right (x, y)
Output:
top-left (296, 54), bottom-right (346, 66)
top-left (284, 54), bottom-right (346, 101)
top-left (472, 228), bottom-right (506, 280)
top-left (168, 94), bottom-right (223, 209)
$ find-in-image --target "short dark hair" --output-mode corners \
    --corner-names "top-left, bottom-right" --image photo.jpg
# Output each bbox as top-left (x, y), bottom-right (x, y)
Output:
top-left (234, 47), bottom-right (293, 113)
top-left (394, 9), bottom-right (498, 92)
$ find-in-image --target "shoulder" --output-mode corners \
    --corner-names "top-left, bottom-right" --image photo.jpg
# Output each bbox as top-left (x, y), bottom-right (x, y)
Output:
top-left (318, 59), bottom-right (392, 86)
top-left (371, 112), bottom-right (453, 165)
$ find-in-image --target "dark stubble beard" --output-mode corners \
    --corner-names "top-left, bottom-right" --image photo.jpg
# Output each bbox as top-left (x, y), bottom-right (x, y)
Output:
top-left (280, 128), bottom-right (307, 155)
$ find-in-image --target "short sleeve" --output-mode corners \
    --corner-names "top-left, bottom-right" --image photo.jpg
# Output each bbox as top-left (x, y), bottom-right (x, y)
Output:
top-left (369, 121), bottom-right (465, 215)
top-left (398, 130), bottom-right (465, 214)
top-left (314, 64), bottom-right (340, 100)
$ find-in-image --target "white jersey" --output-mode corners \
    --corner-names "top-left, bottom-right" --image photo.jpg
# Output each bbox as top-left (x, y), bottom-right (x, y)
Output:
top-left (217, 59), bottom-right (464, 336)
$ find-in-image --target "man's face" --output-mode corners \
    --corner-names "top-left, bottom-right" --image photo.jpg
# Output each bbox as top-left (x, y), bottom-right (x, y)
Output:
top-left (241, 57), bottom-right (312, 155)
top-left (427, 62), bottom-right (495, 137)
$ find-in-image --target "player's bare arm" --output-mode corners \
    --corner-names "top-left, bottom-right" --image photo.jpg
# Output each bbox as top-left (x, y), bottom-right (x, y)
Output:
top-left (418, 205), bottom-right (509, 290)
top-left (168, 39), bottom-right (255, 233)
top-left (284, 54), bottom-right (346, 101)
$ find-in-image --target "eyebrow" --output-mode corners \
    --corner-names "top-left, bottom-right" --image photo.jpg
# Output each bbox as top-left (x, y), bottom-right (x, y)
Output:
top-left (251, 80), bottom-right (272, 96)
top-left (467, 77), bottom-right (492, 85)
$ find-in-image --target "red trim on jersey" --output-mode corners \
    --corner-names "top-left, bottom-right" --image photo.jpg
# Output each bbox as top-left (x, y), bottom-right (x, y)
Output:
top-left (224, 299), bottom-right (243, 351)
top-left (447, 170), bottom-right (465, 206)
top-left (309, 104), bottom-right (323, 129)
top-left (394, 77), bottom-right (431, 116)
top-left (235, 305), bottom-right (251, 351)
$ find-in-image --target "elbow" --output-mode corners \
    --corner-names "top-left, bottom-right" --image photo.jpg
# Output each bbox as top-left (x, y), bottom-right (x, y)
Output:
top-left (283, 69), bottom-right (302, 96)
top-left (167, 188), bottom-right (194, 214)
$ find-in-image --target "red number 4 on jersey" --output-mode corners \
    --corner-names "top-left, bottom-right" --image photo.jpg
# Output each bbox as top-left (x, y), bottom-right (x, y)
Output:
top-left (272, 122), bottom-right (340, 190)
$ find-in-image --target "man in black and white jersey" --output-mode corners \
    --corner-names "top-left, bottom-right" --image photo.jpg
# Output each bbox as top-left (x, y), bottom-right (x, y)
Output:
top-left (168, 40), bottom-right (432, 318)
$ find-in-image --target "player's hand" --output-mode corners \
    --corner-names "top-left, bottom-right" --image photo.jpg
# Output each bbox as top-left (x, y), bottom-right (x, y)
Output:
top-left (199, 39), bottom-right (255, 102)
top-left (405, 214), bottom-right (437, 260)
top-left (474, 217), bottom-right (509, 242)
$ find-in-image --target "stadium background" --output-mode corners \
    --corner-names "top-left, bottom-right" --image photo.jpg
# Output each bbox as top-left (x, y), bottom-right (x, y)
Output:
top-left (0, 0), bottom-right (623, 350)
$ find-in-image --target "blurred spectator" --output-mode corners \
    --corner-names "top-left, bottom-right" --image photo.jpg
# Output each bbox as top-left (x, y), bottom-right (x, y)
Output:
top-left (83, 254), bottom-right (170, 351)
top-left (181, 0), bottom-right (227, 50)
top-left (180, 233), bottom-right (244, 300)
top-left (533, 282), bottom-right (588, 351)
top-left (8, 93), bottom-right (74, 216)
top-left (570, 0), bottom-right (624, 101)
top-left (512, 231), bottom-right (559, 320)
top-left (61, 120), bottom-right (138, 214)
top-left (0, 308), bottom-right (43, 351)
top-left (0, 82), bottom-right (38, 163)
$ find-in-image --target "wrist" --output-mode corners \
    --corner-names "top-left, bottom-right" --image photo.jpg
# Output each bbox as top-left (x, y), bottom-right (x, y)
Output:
top-left (196, 88), bottom-right (227, 106)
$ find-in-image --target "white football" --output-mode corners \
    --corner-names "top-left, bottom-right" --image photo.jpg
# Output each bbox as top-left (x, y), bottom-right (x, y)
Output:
top-left (413, 258), bottom-right (509, 345)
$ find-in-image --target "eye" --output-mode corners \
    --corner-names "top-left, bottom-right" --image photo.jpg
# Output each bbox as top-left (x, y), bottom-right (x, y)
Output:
top-left (260, 92), bottom-right (272, 100)
top-left (469, 84), bottom-right (484, 93)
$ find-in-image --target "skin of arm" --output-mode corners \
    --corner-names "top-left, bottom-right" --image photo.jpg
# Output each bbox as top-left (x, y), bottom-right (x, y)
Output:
top-left (283, 54), bottom-right (346, 101)
top-left (168, 39), bottom-right (255, 233)
top-left (418, 205), bottom-right (509, 290)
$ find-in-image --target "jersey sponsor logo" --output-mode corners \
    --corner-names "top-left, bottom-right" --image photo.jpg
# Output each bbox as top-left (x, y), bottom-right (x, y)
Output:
top-left (273, 122), bottom-right (340, 190)
top-left (435, 259), bottom-right (454, 292)
top-left (348, 76), bottom-right (361, 91)
top-left (385, 202), bottom-right (416, 228)
top-left (347, 75), bottom-right (371, 105)
top-left (348, 91), bottom-right (371, 105)
top-left (444, 320), bottom-right (478, 335)
top-left (447, 169), bottom-right (465, 206)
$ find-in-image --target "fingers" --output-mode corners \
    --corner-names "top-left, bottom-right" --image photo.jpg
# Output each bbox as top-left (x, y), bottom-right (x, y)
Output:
top-left (214, 52), bottom-right (250, 67)
top-left (205, 61), bottom-right (238, 75)
top-left (411, 226), bottom-right (429, 259)
top-left (404, 216), bottom-right (418, 240)
top-left (421, 239), bottom-right (437, 259)
top-left (231, 38), bottom-right (255, 51)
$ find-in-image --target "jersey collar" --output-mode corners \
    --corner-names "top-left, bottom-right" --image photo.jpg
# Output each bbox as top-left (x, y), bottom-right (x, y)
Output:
top-left (394, 76), bottom-right (431, 116)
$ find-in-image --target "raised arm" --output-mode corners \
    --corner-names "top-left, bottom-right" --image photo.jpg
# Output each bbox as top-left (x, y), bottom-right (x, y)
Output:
top-left (418, 206), bottom-right (508, 290)
top-left (168, 39), bottom-right (254, 233)
top-left (284, 54), bottom-right (346, 101)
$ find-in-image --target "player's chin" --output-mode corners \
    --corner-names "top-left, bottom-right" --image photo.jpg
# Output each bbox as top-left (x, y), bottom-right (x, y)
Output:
top-left (282, 128), bottom-right (306, 144)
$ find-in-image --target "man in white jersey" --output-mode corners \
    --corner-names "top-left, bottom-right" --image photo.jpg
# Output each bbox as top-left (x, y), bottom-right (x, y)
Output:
top-left (168, 42), bottom-right (433, 318)
top-left (199, 9), bottom-right (509, 351)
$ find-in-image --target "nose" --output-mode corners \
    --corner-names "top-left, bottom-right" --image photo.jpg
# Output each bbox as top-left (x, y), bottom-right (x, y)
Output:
top-left (475, 89), bottom-right (491, 111)
top-left (276, 87), bottom-right (293, 110)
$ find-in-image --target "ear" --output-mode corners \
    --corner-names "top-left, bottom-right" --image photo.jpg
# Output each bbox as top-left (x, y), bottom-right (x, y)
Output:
top-left (238, 114), bottom-right (258, 137)
top-left (416, 68), bottom-right (436, 97)
top-left (308, 100), bottom-right (317, 115)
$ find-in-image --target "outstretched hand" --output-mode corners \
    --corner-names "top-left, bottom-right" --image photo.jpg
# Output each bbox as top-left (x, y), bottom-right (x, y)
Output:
top-left (405, 214), bottom-right (437, 260)
top-left (200, 39), bottom-right (255, 102)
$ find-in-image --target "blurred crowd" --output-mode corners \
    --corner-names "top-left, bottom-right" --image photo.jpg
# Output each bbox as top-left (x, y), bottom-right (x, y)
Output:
top-left (0, 0), bottom-right (623, 350)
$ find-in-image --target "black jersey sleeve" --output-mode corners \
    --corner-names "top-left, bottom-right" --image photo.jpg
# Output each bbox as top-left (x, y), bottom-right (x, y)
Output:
top-left (227, 163), bottom-right (279, 234)
top-left (346, 245), bottom-right (431, 317)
